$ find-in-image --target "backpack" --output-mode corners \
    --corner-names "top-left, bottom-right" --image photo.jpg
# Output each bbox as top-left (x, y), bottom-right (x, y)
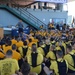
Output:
top-left (41, 46), bottom-right (47, 56)
top-left (69, 54), bottom-right (75, 68)
top-left (45, 58), bottom-right (51, 68)
top-left (60, 46), bottom-right (65, 55)
top-left (31, 53), bottom-right (38, 67)
top-left (53, 50), bottom-right (57, 60)
top-left (57, 60), bottom-right (67, 75)
top-left (22, 47), bottom-right (28, 58)
top-left (45, 44), bottom-right (50, 54)
top-left (45, 50), bottom-right (56, 68)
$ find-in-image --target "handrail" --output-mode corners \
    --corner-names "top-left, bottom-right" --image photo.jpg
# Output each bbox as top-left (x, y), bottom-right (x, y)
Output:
top-left (21, 8), bottom-right (47, 26)
top-left (13, 7), bottom-right (47, 28)
top-left (15, 8), bottom-right (43, 27)
top-left (20, 8), bottom-right (47, 29)
top-left (20, 8), bottom-right (41, 22)
top-left (16, 8), bottom-right (38, 25)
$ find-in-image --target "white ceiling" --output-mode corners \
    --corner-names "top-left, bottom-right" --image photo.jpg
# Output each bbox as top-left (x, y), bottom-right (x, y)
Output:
top-left (68, 0), bottom-right (75, 2)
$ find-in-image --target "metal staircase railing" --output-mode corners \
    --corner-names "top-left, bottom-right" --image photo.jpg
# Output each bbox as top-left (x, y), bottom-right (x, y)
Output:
top-left (12, 7), bottom-right (47, 29)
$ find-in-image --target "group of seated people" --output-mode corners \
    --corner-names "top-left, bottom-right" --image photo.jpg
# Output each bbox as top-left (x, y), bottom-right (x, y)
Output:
top-left (40, 23), bottom-right (69, 32)
top-left (0, 27), bottom-right (75, 75)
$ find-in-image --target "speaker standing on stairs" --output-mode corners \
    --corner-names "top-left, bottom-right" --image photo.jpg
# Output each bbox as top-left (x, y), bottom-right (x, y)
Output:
top-left (16, 20), bottom-right (24, 37)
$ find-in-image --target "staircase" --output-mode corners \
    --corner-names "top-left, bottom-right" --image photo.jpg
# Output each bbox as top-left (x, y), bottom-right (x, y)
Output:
top-left (0, 5), bottom-right (47, 30)
top-left (13, 7), bottom-right (47, 29)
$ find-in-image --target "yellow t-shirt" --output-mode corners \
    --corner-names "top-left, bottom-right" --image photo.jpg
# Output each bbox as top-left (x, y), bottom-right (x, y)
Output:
top-left (12, 50), bottom-right (21, 60)
top-left (0, 52), bottom-right (5, 59)
top-left (11, 39), bottom-right (17, 45)
top-left (25, 39), bottom-right (29, 44)
top-left (28, 42), bottom-right (36, 47)
top-left (29, 37), bottom-right (34, 42)
top-left (50, 58), bottom-right (68, 75)
top-left (18, 46), bottom-right (28, 57)
top-left (33, 39), bottom-right (38, 43)
top-left (37, 47), bottom-right (45, 56)
top-left (55, 46), bottom-right (61, 51)
top-left (72, 50), bottom-right (75, 53)
top-left (4, 46), bottom-right (12, 53)
top-left (0, 58), bottom-right (19, 75)
top-left (64, 52), bottom-right (75, 71)
top-left (46, 51), bottom-right (56, 60)
top-left (27, 53), bottom-right (43, 74)
top-left (2, 45), bottom-right (5, 51)
top-left (26, 47), bottom-right (41, 56)
top-left (16, 41), bottom-right (23, 48)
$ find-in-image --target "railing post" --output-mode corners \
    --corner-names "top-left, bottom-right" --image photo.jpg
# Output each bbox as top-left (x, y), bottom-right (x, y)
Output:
top-left (36, 19), bottom-right (38, 26)
top-left (29, 13), bottom-right (30, 20)
top-left (20, 8), bottom-right (21, 16)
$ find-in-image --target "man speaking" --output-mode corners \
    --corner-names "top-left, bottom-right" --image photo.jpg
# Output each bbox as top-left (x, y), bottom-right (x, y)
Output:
top-left (16, 20), bottom-right (24, 36)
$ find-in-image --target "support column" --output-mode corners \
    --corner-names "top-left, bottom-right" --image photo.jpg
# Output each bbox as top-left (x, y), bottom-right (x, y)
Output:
top-left (56, 3), bottom-right (63, 11)
top-left (38, 2), bottom-right (42, 9)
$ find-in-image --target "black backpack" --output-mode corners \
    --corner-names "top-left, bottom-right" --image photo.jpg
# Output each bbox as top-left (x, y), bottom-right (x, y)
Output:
top-left (45, 44), bottom-right (50, 54)
top-left (22, 47), bottom-right (28, 58)
top-left (57, 60), bottom-right (67, 75)
top-left (31, 53), bottom-right (38, 67)
top-left (53, 50), bottom-right (57, 60)
top-left (45, 58), bottom-right (51, 68)
top-left (41, 46), bottom-right (47, 56)
top-left (69, 54), bottom-right (75, 68)
top-left (60, 46), bottom-right (65, 55)
top-left (45, 50), bottom-right (56, 68)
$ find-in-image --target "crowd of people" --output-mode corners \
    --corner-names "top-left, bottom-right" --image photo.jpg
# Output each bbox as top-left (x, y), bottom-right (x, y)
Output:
top-left (0, 23), bottom-right (75, 75)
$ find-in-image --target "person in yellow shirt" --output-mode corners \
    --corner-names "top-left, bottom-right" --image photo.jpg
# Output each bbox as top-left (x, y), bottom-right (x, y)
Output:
top-left (0, 50), bottom-right (19, 75)
top-left (18, 41), bottom-right (28, 58)
top-left (45, 39), bottom-right (50, 54)
top-left (0, 49), bottom-right (5, 60)
top-left (64, 45), bottom-right (75, 75)
top-left (33, 38), bottom-right (38, 43)
top-left (19, 62), bottom-right (38, 75)
top-left (29, 36), bottom-right (38, 47)
top-left (46, 45), bottom-right (56, 60)
top-left (4, 40), bottom-right (12, 53)
top-left (62, 41), bottom-right (67, 54)
top-left (45, 45), bottom-right (56, 68)
top-left (48, 23), bottom-right (55, 30)
top-left (11, 37), bottom-right (17, 45)
top-left (72, 42), bottom-right (75, 53)
top-left (12, 44), bottom-right (21, 61)
top-left (40, 25), bottom-right (43, 30)
top-left (50, 50), bottom-right (68, 75)
top-left (25, 39), bottom-right (29, 45)
top-left (38, 41), bottom-right (48, 56)
top-left (26, 44), bottom-right (43, 74)
top-left (56, 41), bottom-right (65, 55)
top-left (37, 42), bottom-right (45, 56)
top-left (28, 38), bottom-right (36, 47)
top-left (0, 48), bottom-right (5, 60)
top-left (12, 44), bottom-right (23, 68)
top-left (20, 62), bottom-right (30, 75)
top-left (16, 37), bottom-right (23, 48)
